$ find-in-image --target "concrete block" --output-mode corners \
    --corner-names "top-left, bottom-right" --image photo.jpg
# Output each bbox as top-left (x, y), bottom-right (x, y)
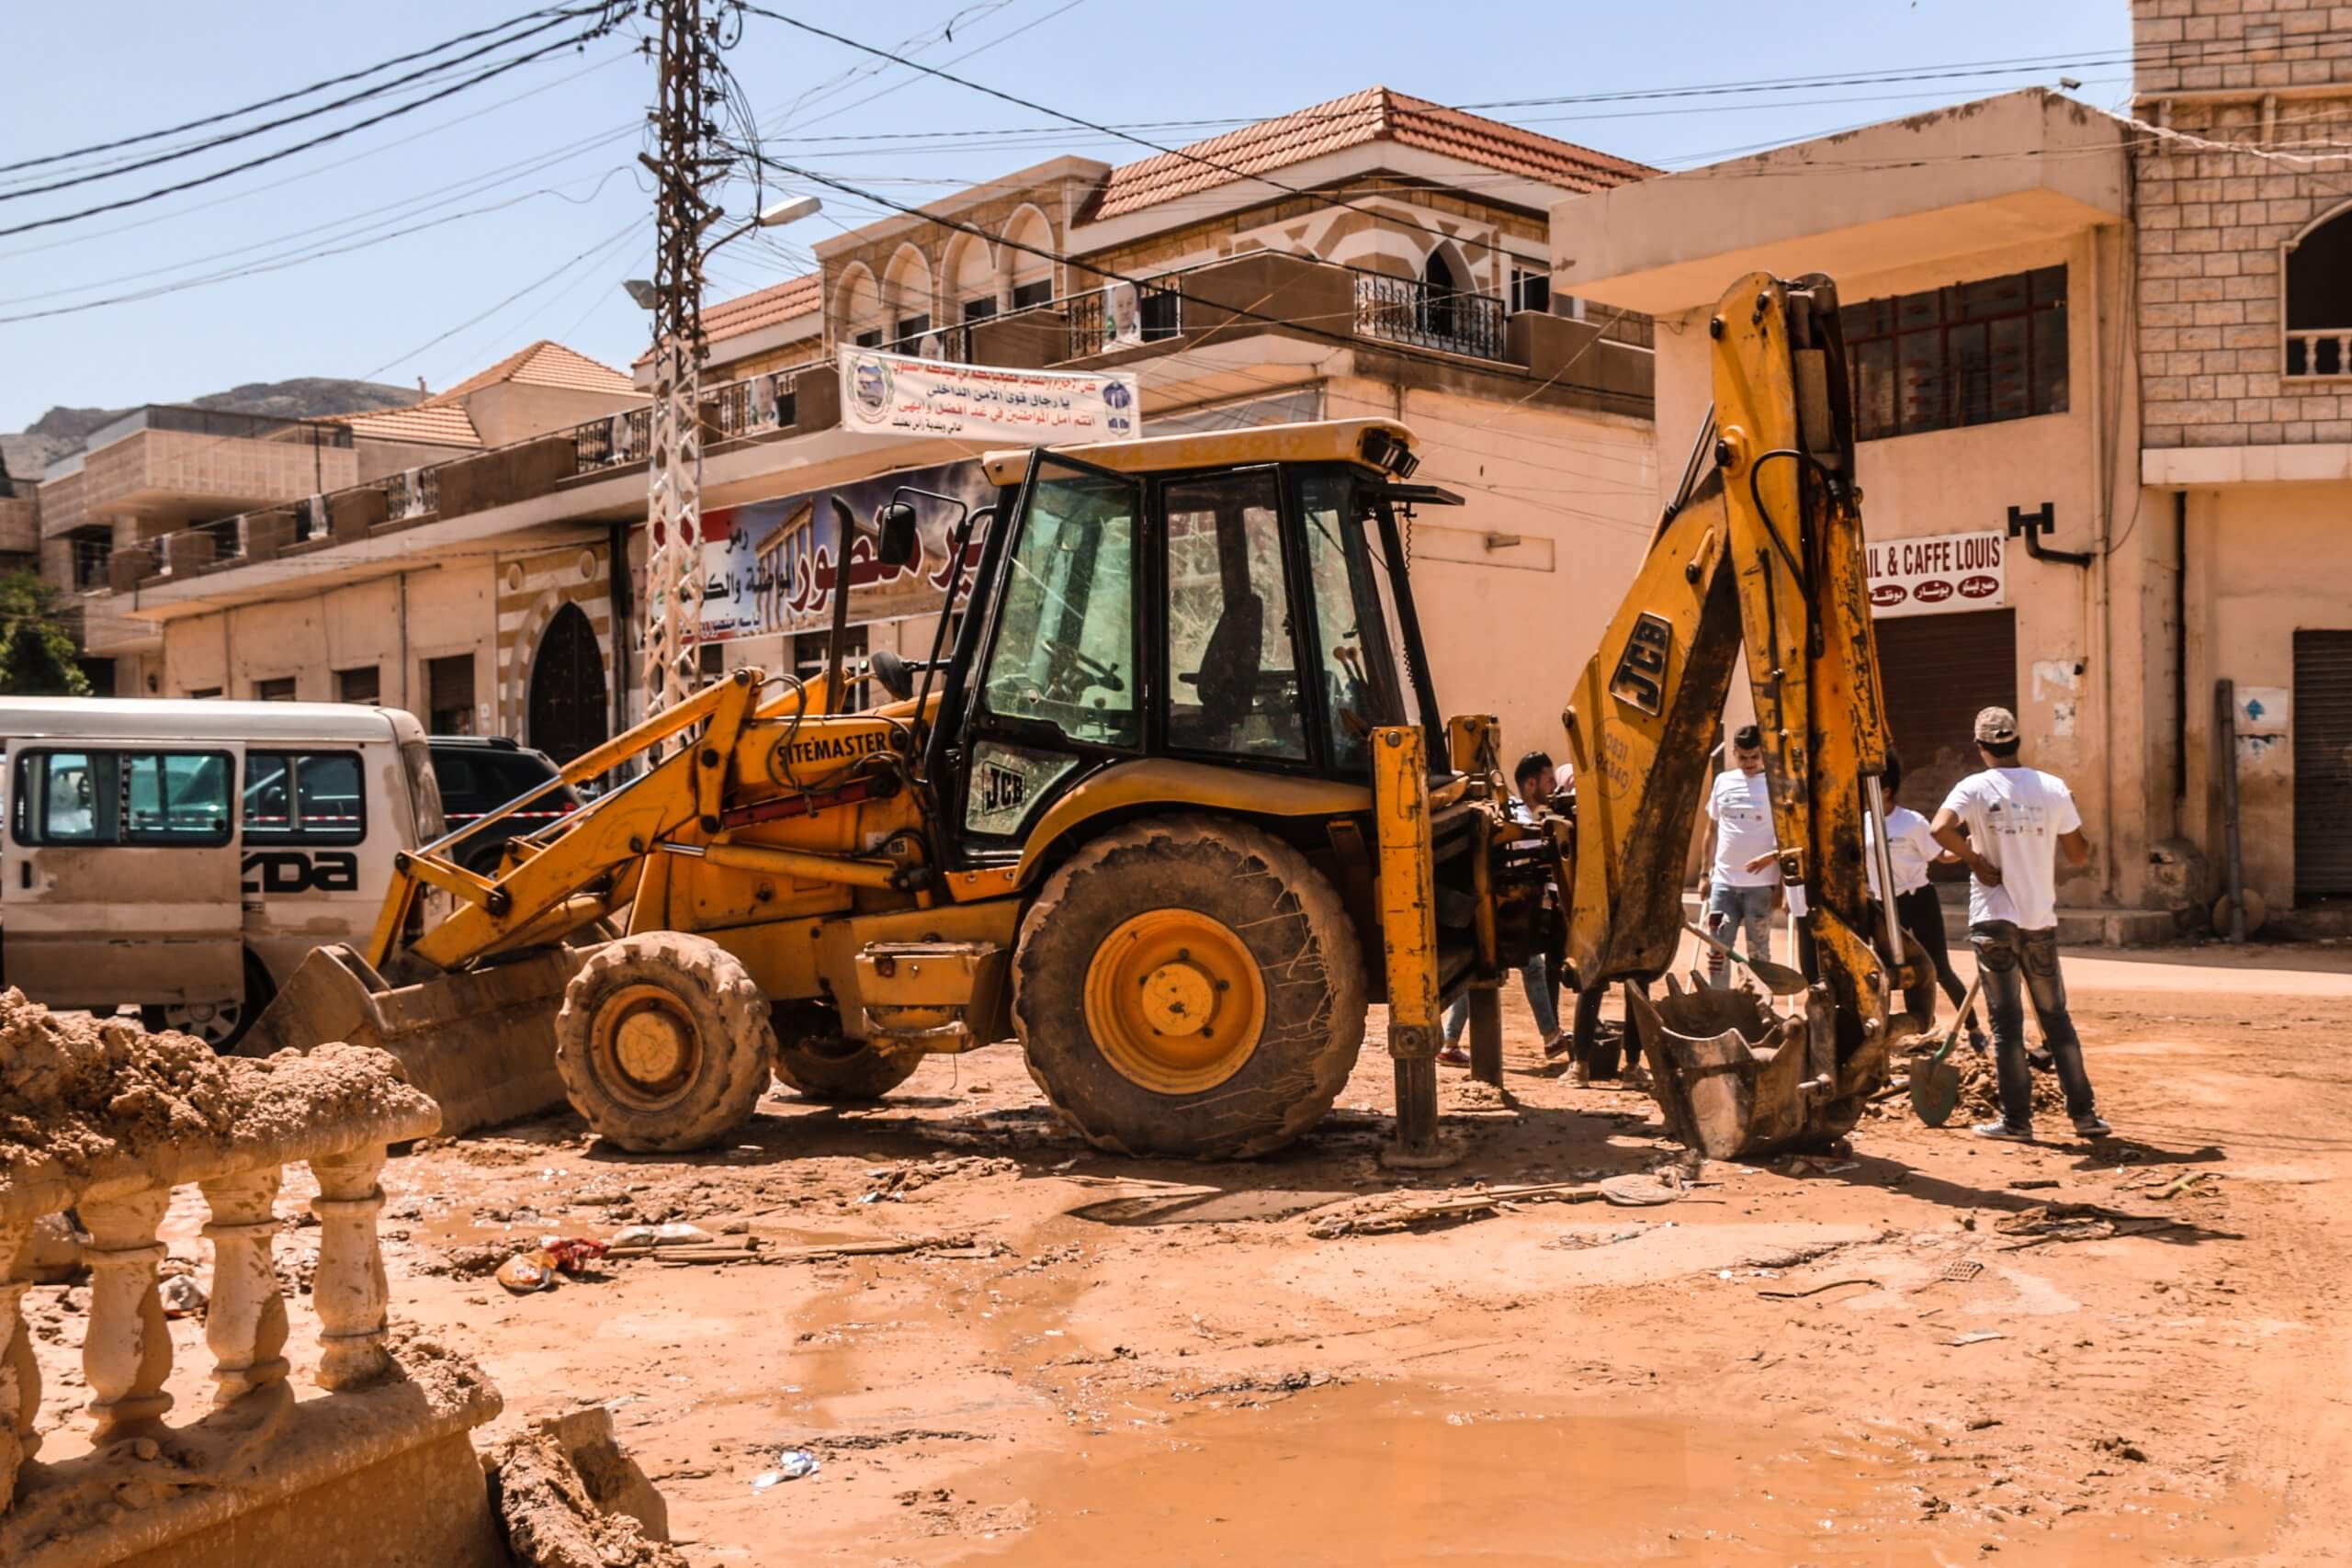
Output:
top-left (328, 486), bottom-right (389, 541)
top-left (969, 309), bottom-right (1071, 370)
top-left (242, 509), bottom-right (298, 562)
top-left (164, 531), bottom-right (215, 576)
top-left (434, 434), bottom-right (577, 521)
top-left (107, 545), bottom-right (154, 594)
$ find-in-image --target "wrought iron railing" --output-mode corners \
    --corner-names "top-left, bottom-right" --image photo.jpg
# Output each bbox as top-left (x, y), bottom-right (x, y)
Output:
top-left (1349, 267), bottom-right (1510, 361)
top-left (873, 323), bottom-right (972, 363)
top-left (574, 404), bottom-right (651, 468)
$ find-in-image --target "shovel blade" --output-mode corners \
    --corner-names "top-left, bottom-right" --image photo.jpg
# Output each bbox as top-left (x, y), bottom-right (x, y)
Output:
top-left (241, 943), bottom-right (589, 1135)
top-left (1909, 1053), bottom-right (1963, 1127)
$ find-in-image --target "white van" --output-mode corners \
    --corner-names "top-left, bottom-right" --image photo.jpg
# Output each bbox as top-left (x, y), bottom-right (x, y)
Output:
top-left (0, 699), bottom-right (444, 1046)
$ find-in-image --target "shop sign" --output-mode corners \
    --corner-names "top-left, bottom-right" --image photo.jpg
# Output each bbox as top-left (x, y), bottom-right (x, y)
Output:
top-left (1866, 530), bottom-right (2007, 618)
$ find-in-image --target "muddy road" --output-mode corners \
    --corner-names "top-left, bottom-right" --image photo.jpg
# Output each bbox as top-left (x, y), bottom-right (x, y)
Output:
top-left (28, 942), bottom-right (2352, 1564)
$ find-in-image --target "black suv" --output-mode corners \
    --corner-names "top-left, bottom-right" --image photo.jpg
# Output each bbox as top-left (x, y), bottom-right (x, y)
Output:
top-left (427, 736), bottom-right (582, 874)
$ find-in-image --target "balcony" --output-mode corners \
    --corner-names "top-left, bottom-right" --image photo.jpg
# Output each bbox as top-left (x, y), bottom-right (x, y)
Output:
top-left (1349, 268), bottom-right (1510, 362)
top-left (2286, 327), bottom-right (2352, 379)
top-left (60, 405), bottom-right (358, 536)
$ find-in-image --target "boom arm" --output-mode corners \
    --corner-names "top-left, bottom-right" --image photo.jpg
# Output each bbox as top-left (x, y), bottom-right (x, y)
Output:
top-left (1563, 273), bottom-right (1899, 1145)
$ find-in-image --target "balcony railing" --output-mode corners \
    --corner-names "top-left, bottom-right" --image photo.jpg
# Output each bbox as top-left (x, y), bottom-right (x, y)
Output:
top-left (706, 366), bottom-right (810, 441)
top-left (872, 323), bottom-right (973, 364)
top-left (1350, 268), bottom-right (1510, 362)
top-left (2286, 328), bottom-right (2352, 378)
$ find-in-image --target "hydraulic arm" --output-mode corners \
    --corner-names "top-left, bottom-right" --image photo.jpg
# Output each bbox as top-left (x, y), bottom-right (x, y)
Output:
top-left (1563, 272), bottom-right (1905, 1157)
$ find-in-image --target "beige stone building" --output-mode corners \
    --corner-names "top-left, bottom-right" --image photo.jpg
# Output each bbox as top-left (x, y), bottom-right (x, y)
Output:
top-left (80, 87), bottom-right (1661, 767)
top-left (1551, 0), bottom-right (2352, 935)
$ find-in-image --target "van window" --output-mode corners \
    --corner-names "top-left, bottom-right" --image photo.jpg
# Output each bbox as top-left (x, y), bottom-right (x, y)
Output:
top-left (244, 751), bottom-right (365, 844)
top-left (15, 750), bottom-right (234, 846)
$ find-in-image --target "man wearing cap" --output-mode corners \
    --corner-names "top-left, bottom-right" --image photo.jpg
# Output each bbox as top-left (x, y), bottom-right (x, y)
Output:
top-left (1929, 706), bottom-right (2109, 1141)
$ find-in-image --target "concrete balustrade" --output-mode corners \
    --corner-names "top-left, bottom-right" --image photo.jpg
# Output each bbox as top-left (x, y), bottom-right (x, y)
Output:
top-left (0, 1043), bottom-right (459, 1559)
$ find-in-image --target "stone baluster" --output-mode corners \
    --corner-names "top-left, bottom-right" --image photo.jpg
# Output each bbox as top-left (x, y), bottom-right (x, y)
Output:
top-left (1, 1220), bottom-right (41, 1513)
top-left (199, 1169), bottom-right (289, 1406)
top-left (80, 1189), bottom-right (175, 1443)
top-left (310, 1148), bottom-right (391, 1390)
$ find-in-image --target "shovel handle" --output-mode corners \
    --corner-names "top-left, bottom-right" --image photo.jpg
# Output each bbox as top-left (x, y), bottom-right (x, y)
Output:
top-left (1929, 971), bottom-right (1986, 1065)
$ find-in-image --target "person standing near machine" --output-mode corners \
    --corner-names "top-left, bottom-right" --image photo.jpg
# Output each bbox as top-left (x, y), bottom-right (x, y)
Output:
top-left (1701, 725), bottom-right (1779, 987)
top-left (1929, 707), bottom-right (2110, 1142)
top-left (1869, 750), bottom-right (1982, 1047)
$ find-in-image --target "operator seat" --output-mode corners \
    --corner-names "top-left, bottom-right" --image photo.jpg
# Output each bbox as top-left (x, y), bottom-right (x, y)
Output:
top-left (1191, 589), bottom-right (1264, 746)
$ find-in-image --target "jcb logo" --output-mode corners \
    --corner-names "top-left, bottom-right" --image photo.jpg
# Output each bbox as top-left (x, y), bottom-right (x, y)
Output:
top-left (242, 851), bottom-right (359, 896)
top-left (1609, 613), bottom-right (1673, 716)
top-left (978, 764), bottom-right (1026, 817)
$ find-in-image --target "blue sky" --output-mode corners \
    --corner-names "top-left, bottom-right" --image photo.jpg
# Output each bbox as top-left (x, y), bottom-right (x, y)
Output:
top-left (0, 0), bottom-right (2132, 431)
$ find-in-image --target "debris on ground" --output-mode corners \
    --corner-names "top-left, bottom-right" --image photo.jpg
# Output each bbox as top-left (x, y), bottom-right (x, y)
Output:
top-left (611, 1223), bottom-right (717, 1248)
top-left (490, 1409), bottom-right (681, 1568)
top-left (1305, 1179), bottom-right (1608, 1238)
top-left (158, 1272), bottom-right (208, 1317)
top-left (1599, 1169), bottom-right (1690, 1206)
top-left (751, 1450), bottom-right (820, 1490)
top-left (1994, 1203), bottom-right (2195, 1248)
top-left (860, 1156), bottom-right (1022, 1200)
top-left (1951, 1046), bottom-right (2067, 1120)
top-left (1172, 1370), bottom-right (1337, 1404)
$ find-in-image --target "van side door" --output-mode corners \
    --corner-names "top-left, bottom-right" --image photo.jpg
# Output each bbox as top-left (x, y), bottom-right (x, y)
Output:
top-left (2, 741), bottom-right (246, 1010)
top-left (241, 746), bottom-right (373, 981)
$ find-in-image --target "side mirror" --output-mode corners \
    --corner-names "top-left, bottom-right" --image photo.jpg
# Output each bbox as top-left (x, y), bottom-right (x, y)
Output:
top-left (869, 649), bottom-right (915, 703)
top-left (873, 501), bottom-right (919, 569)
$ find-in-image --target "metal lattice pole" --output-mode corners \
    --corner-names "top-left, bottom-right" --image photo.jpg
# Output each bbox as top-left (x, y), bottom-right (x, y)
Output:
top-left (640, 0), bottom-right (721, 730)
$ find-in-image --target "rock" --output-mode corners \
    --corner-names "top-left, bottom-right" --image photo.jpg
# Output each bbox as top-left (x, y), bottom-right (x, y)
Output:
top-left (490, 1409), bottom-right (679, 1568)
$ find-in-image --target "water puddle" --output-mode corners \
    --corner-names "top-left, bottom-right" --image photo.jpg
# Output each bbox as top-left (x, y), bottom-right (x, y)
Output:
top-left (944, 1382), bottom-right (2278, 1566)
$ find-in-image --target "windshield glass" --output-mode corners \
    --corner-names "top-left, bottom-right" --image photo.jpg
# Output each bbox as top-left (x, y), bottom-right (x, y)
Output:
top-left (978, 459), bottom-right (1140, 748)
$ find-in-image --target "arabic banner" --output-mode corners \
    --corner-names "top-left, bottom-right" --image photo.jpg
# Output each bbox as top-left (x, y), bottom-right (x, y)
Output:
top-left (1865, 529), bottom-right (2007, 619)
top-left (695, 460), bottom-right (995, 644)
top-left (837, 347), bottom-right (1140, 444)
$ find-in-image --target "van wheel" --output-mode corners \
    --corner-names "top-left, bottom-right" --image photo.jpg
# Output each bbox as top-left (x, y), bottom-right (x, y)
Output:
top-left (771, 1003), bottom-right (922, 1101)
top-left (142, 952), bottom-right (274, 1054)
top-left (554, 932), bottom-right (775, 1152)
top-left (1012, 815), bottom-right (1366, 1160)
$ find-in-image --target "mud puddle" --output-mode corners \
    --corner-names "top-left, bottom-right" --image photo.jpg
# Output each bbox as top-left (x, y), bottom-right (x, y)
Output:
top-left (938, 1382), bottom-right (2278, 1566)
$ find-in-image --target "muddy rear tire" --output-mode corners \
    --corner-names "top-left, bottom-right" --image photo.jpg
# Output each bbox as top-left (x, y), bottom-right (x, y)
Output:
top-left (554, 932), bottom-right (775, 1152)
top-left (770, 1002), bottom-right (922, 1101)
top-left (1012, 815), bottom-right (1365, 1160)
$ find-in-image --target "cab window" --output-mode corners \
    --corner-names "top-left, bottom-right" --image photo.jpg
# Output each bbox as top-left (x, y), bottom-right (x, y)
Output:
top-left (1163, 468), bottom-right (1303, 760)
top-left (244, 751), bottom-right (365, 844)
top-left (1297, 472), bottom-right (1406, 769)
top-left (14, 750), bottom-right (234, 846)
top-left (978, 459), bottom-right (1140, 748)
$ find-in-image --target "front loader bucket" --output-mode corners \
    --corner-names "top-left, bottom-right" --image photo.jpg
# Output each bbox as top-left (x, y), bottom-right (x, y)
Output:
top-left (1626, 976), bottom-right (1881, 1160)
top-left (241, 943), bottom-right (590, 1135)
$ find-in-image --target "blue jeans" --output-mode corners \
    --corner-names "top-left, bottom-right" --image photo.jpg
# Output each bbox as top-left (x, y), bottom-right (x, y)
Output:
top-left (1970, 920), bottom-right (2097, 1129)
top-left (1444, 953), bottom-right (1561, 1042)
top-left (1704, 881), bottom-right (1776, 988)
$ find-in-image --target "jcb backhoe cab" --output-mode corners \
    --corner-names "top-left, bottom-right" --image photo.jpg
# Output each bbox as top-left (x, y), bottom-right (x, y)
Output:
top-left (249, 418), bottom-right (1537, 1160)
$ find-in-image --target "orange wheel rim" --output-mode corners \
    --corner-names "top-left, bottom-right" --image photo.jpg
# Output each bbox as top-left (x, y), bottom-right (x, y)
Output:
top-left (1080, 908), bottom-right (1267, 1093)
top-left (593, 983), bottom-right (703, 1110)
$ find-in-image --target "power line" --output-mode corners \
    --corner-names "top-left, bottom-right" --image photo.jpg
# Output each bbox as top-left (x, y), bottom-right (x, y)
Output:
top-left (0, 5), bottom-right (592, 178)
top-left (0, 15), bottom-right (626, 242)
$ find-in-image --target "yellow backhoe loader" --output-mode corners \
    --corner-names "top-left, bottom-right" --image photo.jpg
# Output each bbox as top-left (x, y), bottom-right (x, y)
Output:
top-left (245, 271), bottom-right (1919, 1164)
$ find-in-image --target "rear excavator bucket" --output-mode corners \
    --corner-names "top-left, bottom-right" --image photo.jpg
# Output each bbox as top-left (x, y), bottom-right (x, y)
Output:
top-left (1625, 976), bottom-right (1889, 1160)
top-left (240, 944), bottom-right (587, 1135)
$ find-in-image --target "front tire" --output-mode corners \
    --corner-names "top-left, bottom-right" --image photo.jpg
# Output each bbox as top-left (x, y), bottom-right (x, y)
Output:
top-left (1012, 815), bottom-right (1365, 1160)
top-left (554, 932), bottom-right (775, 1151)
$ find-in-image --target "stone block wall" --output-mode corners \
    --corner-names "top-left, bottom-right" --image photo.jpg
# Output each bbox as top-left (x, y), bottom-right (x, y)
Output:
top-left (2134, 0), bottom-right (2352, 447)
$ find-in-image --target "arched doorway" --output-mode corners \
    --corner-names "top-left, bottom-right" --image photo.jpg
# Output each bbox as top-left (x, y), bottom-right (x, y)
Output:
top-left (526, 601), bottom-right (608, 763)
top-left (1419, 248), bottom-right (1458, 344)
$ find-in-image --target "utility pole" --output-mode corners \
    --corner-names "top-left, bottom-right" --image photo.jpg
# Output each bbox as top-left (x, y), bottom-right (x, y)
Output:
top-left (639, 0), bottom-right (725, 730)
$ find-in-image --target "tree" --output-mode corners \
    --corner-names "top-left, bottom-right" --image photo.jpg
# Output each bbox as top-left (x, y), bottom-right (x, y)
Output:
top-left (0, 570), bottom-right (91, 696)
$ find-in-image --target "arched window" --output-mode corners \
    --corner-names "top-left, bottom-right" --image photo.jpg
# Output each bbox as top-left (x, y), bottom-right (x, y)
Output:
top-left (881, 244), bottom-right (933, 346)
top-left (947, 234), bottom-right (997, 323)
top-left (835, 265), bottom-right (882, 349)
top-left (1002, 206), bottom-right (1056, 310)
top-left (2286, 202), bottom-right (2352, 378)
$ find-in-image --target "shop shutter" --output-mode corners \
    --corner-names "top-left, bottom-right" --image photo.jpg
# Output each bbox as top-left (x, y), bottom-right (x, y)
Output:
top-left (2293, 630), bottom-right (2352, 897)
top-left (1872, 609), bottom-right (2018, 876)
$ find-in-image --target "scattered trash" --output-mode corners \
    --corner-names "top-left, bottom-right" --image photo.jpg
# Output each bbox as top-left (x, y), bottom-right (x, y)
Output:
top-left (1995, 1202), bottom-right (2194, 1250)
top-left (1599, 1170), bottom-right (1688, 1207)
top-left (752, 1450), bottom-right (820, 1490)
top-left (497, 1237), bottom-right (610, 1292)
top-left (1947, 1331), bottom-right (2006, 1347)
top-left (1939, 1258), bottom-right (1985, 1282)
top-left (611, 1223), bottom-right (717, 1249)
top-left (159, 1273), bottom-right (208, 1317)
top-left (2154, 1172), bottom-right (2213, 1200)
top-left (1305, 1178), bottom-right (1611, 1238)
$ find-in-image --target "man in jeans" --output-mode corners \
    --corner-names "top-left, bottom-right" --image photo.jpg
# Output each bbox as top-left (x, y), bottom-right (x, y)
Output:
top-left (1929, 706), bottom-right (2110, 1141)
top-left (1702, 725), bottom-right (1779, 988)
top-left (1439, 752), bottom-right (1564, 1066)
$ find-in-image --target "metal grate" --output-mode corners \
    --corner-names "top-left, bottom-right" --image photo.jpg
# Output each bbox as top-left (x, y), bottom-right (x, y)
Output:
top-left (2294, 630), bottom-right (2352, 896)
top-left (1349, 267), bottom-right (1509, 362)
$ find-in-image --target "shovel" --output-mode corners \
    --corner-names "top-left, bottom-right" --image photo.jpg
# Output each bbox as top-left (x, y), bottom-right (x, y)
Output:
top-left (1908, 971), bottom-right (1984, 1128)
top-left (1680, 919), bottom-right (1809, 997)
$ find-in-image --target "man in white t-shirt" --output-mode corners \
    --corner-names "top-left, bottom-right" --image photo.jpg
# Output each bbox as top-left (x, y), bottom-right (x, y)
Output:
top-left (1869, 750), bottom-right (1981, 1047)
top-left (1702, 724), bottom-right (1779, 988)
top-left (1929, 706), bottom-right (2108, 1142)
